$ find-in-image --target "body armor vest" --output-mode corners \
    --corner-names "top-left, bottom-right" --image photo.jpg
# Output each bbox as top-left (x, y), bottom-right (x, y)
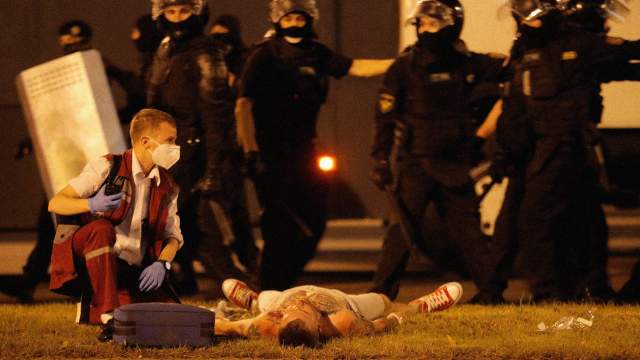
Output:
top-left (252, 38), bottom-right (330, 148)
top-left (510, 36), bottom-right (593, 137)
top-left (401, 47), bottom-right (476, 158)
top-left (267, 39), bottom-right (330, 106)
top-left (147, 36), bottom-right (233, 135)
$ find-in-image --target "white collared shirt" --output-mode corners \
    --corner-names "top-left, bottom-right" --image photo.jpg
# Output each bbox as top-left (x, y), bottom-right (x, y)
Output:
top-left (68, 151), bottom-right (183, 266)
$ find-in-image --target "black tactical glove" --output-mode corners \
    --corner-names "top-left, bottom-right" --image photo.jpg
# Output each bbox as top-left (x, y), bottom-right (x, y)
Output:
top-left (194, 170), bottom-right (224, 197)
top-left (245, 151), bottom-right (266, 180)
top-left (371, 160), bottom-right (393, 191)
top-left (489, 146), bottom-right (514, 184)
top-left (15, 138), bottom-right (33, 160)
top-left (469, 135), bottom-right (487, 164)
top-left (489, 162), bottom-right (506, 184)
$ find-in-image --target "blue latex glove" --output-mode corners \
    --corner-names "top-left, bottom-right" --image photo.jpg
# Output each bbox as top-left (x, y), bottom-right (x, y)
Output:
top-left (88, 185), bottom-right (123, 213)
top-left (138, 261), bottom-right (166, 292)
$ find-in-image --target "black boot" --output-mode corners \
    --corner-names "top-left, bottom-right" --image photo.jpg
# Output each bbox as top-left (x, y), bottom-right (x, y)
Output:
top-left (97, 319), bottom-right (115, 342)
top-left (0, 276), bottom-right (35, 304)
top-left (468, 291), bottom-right (506, 305)
top-left (617, 262), bottom-right (640, 304)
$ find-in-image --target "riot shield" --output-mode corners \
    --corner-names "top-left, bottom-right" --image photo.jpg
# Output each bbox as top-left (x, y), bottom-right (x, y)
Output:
top-left (16, 50), bottom-right (126, 198)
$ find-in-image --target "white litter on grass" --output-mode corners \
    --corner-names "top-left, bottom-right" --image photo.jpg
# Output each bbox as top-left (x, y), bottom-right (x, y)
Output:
top-left (537, 309), bottom-right (596, 332)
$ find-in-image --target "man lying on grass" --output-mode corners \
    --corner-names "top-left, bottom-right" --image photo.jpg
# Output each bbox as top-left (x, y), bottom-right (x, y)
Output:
top-left (214, 280), bottom-right (463, 347)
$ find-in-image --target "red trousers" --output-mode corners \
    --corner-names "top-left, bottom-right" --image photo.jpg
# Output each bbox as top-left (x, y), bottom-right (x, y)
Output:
top-left (62, 220), bottom-right (172, 324)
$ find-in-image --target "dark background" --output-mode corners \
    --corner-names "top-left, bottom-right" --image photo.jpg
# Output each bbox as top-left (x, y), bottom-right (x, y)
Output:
top-left (0, 0), bottom-right (398, 230)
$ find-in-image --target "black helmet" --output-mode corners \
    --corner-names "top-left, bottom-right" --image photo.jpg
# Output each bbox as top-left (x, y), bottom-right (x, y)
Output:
top-left (151, 0), bottom-right (206, 20)
top-left (269, 0), bottom-right (319, 23)
top-left (408, 0), bottom-right (464, 38)
top-left (58, 20), bottom-right (93, 54)
top-left (210, 14), bottom-right (246, 49)
top-left (58, 20), bottom-right (92, 41)
top-left (561, 0), bottom-right (630, 31)
top-left (499, 0), bottom-right (561, 21)
top-left (152, 0), bottom-right (209, 40)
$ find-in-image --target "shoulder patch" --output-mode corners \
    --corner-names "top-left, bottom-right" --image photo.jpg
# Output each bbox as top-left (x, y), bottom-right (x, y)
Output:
top-left (562, 51), bottom-right (578, 61)
top-left (429, 73), bottom-right (452, 82)
top-left (606, 36), bottom-right (625, 46)
top-left (378, 93), bottom-right (396, 114)
top-left (523, 52), bottom-right (541, 63)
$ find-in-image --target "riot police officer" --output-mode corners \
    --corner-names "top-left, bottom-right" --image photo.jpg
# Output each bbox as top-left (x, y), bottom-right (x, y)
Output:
top-left (563, 0), bottom-right (640, 303)
top-left (209, 13), bottom-right (261, 278)
top-left (369, 0), bottom-right (507, 300)
top-left (496, 0), bottom-right (640, 302)
top-left (481, 0), bottom-right (640, 304)
top-left (236, 0), bottom-right (393, 291)
top-left (147, 0), bottom-right (255, 294)
top-left (209, 15), bottom-right (249, 79)
top-left (561, 0), bottom-right (640, 302)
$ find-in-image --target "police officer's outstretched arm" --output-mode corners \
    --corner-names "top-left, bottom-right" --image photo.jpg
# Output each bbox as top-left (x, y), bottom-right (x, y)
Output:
top-left (589, 34), bottom-right (640, 67)
top-left (370, 59), bottom-right (403, 190)
top-left (349, 59), bottom-right (395, 78)
top-left (596, 59), bottom-right (640, 83)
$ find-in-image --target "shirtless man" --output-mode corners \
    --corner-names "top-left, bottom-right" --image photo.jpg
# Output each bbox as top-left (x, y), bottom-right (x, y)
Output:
top-left (214, 280), bottom-right (463, 347)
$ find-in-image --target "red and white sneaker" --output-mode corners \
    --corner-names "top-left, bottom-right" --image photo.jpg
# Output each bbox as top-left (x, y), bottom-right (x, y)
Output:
top-left (222, 279), bottom-right (258, 311)
top-left (409, 282), bottom-right (463, 313)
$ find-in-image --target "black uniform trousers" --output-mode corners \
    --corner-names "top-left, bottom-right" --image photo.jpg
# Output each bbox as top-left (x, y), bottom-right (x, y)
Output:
top-left (256, 145), bottom-right (329, 291)
top-left (21, 201), bottom-right (56, 290)
top-left (197, 149), bottom-right (259, 288)
top-left (517, 137), bottom-right (590, 299)
top-left (486, 151), bottom-right (611, 300)
top-left (370, 157), bottom-right (490, 300)
top-left (563, 157), bottom-right (612, 300)
top-left (172, 130), bottom-right (259, 291)
top-left (484, 173), bottom-right (526, 296)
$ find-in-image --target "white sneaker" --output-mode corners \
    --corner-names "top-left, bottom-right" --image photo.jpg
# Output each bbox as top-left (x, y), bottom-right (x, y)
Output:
top-left (221, 279), bottom-right (258, 311)
top-left (409, 282), bottom-right (463, 313)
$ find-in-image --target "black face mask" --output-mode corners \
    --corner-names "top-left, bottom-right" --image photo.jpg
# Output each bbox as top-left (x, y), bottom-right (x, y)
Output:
top-left (160, 15), bottom-right (203, 40)
top-left (210, 33), bottom-right (234, 46)
top-left (210, 33), bottom-right (239, 51)
top-left (279, 26), bottom-right (311, 39)
top-left (417, 28), bottom-right (457, 54)
top-left (517, 11), bottom-right (562, 44)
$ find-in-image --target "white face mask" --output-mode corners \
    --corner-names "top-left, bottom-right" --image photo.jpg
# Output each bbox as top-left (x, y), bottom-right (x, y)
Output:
top-left (148, 139), bottom-right (180, 170)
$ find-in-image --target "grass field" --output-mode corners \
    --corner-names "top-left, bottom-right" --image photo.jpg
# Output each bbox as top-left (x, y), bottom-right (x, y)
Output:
top-left (2, 302), bottom-right (640, 359)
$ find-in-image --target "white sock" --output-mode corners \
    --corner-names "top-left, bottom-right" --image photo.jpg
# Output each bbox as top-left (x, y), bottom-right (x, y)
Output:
top-left (100, 312), bottom-right (114, 324)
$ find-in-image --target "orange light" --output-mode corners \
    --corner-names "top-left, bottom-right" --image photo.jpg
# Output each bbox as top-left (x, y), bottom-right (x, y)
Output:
top-left (318, 155), bottom-right (337, 172)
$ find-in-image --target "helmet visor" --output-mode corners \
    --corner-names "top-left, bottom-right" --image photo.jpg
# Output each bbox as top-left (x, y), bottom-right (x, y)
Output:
top-left (151, 0), bottom-right (204, 20)
top-left (498, 0), bottom-right (555, 21)
top-left (604, 0), bottom-right (631, 22)
top-left (270, 0), bottom-right (320, 23)
top-left (407, 1), bottom-right (458, 30)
